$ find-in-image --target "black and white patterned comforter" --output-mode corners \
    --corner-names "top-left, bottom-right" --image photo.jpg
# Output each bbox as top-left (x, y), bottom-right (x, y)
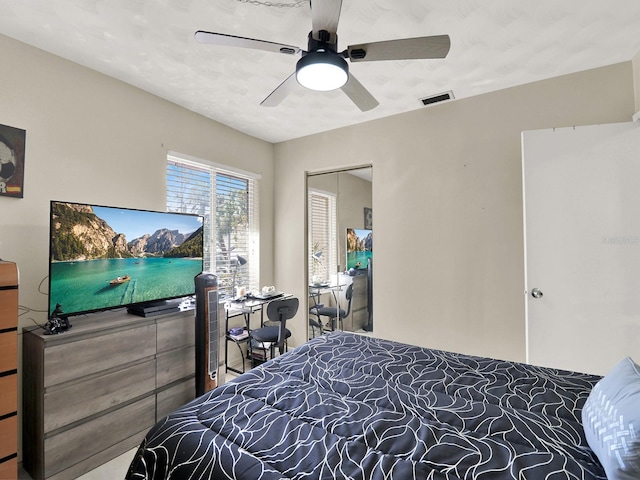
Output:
top-left (126, 332), bottom-right (606, 479)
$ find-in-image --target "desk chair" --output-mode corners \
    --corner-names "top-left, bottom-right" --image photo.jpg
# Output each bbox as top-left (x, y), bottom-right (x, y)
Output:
top-left (308, 317), bottom-right (323, 339)
top-left (250, 297), bottom-right (299, 364)
top-left (314, 283), bottom-right (353, 331)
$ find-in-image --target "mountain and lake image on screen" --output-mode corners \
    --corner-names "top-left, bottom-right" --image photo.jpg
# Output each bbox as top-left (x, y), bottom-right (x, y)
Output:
top-left (49, 201), bottom-right (203, 317)
top-left (346, 228), bottom-right (372, 270)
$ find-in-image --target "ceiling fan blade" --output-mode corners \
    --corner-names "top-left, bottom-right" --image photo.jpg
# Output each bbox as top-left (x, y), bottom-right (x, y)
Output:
top-left (347, 35), bottom-right (450, 62)
top-left (340, 74), bottom-right (379, 112)
top-left (310, 0), bottom-right (343, 38)
top-left (260, 73), bottom-right (299, 107)
top-left (195, 31), bottom-right (301, 56)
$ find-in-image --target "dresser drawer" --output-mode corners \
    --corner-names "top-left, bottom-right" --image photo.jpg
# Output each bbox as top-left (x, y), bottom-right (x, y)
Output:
top-left (0, 289), bottom-right (17, 330)
top-left (44, 395), bottom-right (155, 478)
top-left (0, 415), bottom-right (17, 459)
top-left (157, 378), bottom-right (196, 420)
top-left (157, 313), bottom-right (195, 354)
top-left (0, 374), bottom-right (16, 417)
top-left (44, 324), bottom-right (156, 387)
top-left (0, 456), bottom-right (17, 480)
top-left (0, 330), bottom-right (17, 372)
top-left (157, 345), bottom-right (195, 388)
top-left (44, 359), bottom-right (156, 433)
top-left (351, 309), bottom-right (368, 332)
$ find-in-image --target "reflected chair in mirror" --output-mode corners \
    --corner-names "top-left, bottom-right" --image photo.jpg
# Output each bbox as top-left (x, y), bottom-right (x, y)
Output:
top-left (314, 283), bottom-right (353, 332)
top-left (250, 297), bottom-right (299, 365)
top-left (308, 316), bottom-right (323, 339)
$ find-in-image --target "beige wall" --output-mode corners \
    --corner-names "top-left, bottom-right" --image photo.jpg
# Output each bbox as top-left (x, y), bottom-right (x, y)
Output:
top-left (274, 62), bottom-right (636, 362)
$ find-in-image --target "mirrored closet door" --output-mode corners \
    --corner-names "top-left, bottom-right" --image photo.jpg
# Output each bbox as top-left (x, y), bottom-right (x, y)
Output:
top-left (306, 166), bottom-right (373, 339)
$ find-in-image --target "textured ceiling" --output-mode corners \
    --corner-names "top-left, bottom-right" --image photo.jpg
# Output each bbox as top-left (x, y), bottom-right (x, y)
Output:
top-left (1, 0), bottom-right (640, 143)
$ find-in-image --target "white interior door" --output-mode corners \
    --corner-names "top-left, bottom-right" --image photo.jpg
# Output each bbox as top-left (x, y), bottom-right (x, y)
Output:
top-left (523, 122), bottom-right (640, 376)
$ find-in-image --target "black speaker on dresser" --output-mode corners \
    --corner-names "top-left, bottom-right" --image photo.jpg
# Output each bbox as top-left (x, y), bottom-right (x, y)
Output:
top-left (195, 272), bottom-right (218, 397)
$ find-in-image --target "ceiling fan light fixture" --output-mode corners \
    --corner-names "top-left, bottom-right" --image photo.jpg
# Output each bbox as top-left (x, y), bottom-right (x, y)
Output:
top-left (296, 51), bottom-right (348, 91)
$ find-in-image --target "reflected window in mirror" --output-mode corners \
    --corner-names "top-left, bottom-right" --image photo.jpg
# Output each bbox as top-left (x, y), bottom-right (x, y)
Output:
top-left (308, 188), bottom-right (337, 285)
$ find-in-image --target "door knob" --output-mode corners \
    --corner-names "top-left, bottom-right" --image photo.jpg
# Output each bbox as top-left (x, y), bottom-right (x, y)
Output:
top-left (531, 288), bottom-right (543, 298)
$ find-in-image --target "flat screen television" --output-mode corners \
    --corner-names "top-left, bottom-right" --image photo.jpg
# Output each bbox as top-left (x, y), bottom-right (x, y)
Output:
top-left (48, 201), bottom-right (204, 318)
top-left (346, 228), bottom-right (372, 270)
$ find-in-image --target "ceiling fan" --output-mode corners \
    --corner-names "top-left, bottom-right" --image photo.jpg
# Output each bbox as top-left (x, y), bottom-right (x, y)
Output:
top-left (195, 0), bottom-right (450, 111)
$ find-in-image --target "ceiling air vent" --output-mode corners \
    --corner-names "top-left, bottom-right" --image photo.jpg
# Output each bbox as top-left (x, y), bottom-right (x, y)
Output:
top-left (420, 91), bottom-right (454, 106)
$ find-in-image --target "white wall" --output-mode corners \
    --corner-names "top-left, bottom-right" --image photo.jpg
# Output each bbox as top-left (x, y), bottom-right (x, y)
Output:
top-left (274, 62), bottom-right (636, 363)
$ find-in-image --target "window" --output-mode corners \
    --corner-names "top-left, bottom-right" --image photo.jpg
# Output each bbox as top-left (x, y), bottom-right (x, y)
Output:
top-left (308, 188), bottom-right (337, 284)
top-left (167, 152), bottom-right (259, 299)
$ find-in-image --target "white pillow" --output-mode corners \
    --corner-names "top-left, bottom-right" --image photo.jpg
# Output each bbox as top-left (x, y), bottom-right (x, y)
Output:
top-left (582, 357), bottom-right (640, 480)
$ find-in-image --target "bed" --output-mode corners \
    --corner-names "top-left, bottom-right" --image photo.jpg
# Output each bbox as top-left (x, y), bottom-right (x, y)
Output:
top-left (126, 332), bottom-right (629, 480)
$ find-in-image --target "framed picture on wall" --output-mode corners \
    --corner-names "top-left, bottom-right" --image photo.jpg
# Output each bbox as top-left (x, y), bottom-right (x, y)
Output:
top-left (0, 124), bottom-right (26, 198)
top-left (364, 207), bottom-right (372, 229)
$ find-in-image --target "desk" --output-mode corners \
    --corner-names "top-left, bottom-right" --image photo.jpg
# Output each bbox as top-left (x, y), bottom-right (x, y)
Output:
top-left (224, 294), bottom-right (291, 374)
top-left (308, 284), bottom-right (345, 332)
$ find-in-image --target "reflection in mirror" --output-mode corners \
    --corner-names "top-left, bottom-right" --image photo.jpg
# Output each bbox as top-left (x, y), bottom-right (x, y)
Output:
top-left (307, 167), bottom-right (372, 339)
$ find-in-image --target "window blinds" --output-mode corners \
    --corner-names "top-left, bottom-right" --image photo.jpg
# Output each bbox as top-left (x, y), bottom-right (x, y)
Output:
top-left (167, 154), bottom-right (259, 298)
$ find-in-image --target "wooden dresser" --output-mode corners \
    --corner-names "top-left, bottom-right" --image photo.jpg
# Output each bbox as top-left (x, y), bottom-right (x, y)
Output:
top-left (0, 261), bottom-right (18, 480)
top-left (22, 308), bottom-right (196, 480)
